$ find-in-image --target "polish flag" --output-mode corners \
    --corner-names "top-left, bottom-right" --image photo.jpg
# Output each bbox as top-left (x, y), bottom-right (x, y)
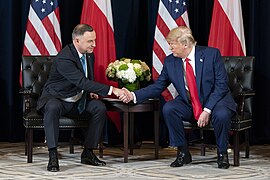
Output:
top-left (208, 0), bottom-right (246, 56)
top-left (81, 0), bottom-right (121, 132)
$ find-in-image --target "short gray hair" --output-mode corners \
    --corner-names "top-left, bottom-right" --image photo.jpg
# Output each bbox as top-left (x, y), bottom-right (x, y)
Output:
top-left (72, 24), bottom-right (94, 40)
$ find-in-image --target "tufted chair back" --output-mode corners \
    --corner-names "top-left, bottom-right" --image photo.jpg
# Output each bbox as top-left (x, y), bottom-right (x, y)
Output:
top-left (21, 56), bottom-right (55, 112)
top-left (223, 56), bottom-right (254, 117)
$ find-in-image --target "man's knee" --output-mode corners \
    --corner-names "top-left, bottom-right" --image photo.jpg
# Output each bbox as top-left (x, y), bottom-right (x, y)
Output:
top-left (213, 109), bottom-right (232, 125)
top-left (44, 99), bottom-right (62, 113)
top-left (162, 102), bottom-right (176, 117)
top-left (89, 100), bottom-right (107, 114)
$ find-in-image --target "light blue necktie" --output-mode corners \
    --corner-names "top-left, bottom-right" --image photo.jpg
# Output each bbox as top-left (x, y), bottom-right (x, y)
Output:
top-left (81, 55), bottom-right (86, 75)
top-left (78, 54), bottom-right (87, 114)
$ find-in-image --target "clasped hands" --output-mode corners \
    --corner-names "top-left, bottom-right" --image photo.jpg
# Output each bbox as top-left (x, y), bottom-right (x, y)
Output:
top-left (112, 87), bottom-right (133, 103)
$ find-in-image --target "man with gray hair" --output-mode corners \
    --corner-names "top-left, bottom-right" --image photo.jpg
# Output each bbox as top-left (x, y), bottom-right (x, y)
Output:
top-left (122, 26), bottom-right (236, 169)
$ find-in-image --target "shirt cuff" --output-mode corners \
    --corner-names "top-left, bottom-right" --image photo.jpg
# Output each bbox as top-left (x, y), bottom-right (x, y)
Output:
top-left (203, 107), bottom-right (211, 114)
top-left (131, 92), bottom-right (137, 103)
top-left (108, 86), bottom-right (113, 95)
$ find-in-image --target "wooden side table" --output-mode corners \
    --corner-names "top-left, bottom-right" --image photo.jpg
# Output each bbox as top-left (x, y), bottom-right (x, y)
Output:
top-left (102, 98), bottom-right (160, 163)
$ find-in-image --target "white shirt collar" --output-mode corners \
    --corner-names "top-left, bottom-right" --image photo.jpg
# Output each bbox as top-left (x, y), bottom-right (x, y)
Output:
top-left (182, 45), bottom-right (195, 63)
top-left (187, 45), bottom-right (195, 61)
top-left (78, 52), bottom-right (84, 59)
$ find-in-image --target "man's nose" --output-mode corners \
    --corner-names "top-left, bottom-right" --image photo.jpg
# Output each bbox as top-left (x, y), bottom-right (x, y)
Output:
top-left (92, 41), bottom-right (96, 47)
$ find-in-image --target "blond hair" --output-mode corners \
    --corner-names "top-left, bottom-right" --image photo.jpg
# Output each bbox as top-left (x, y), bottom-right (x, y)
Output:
top-left (166, 26), bottom-right (196, 47)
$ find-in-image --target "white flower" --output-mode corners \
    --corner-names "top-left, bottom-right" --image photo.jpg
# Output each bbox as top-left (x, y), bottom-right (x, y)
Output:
top-left (106, 58), bottom-right (151, 84)
top-left (116, 67), bottom-right (137, 83)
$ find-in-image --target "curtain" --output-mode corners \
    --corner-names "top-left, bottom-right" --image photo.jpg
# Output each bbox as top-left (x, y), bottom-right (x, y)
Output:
top-left (1, 0), bottom-right (270, 144)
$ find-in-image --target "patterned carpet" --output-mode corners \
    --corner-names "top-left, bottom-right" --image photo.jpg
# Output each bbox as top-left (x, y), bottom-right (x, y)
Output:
top-left (0, 142), bottom-right (270, 179)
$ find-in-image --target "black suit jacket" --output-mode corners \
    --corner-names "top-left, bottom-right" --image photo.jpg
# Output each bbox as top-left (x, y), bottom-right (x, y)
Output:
top-left (37, 43), bottom-right (110, 110)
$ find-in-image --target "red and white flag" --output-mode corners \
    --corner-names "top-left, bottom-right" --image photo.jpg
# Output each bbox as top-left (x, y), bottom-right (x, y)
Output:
top-left (153, 0), bottom-right (189, 101)
top-left (80, 0), bottom-right (120, 132)
top-left (208, 0), bottom-right (246, 56)
top-left (23, 0), bottom-right (61, 55)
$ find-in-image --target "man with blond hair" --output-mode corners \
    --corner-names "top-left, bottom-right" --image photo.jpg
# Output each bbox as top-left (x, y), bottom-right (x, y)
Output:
top-left (122, 26), bottom-right (236, 169)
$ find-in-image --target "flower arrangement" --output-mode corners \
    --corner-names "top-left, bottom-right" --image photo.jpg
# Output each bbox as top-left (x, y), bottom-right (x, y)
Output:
top-left (106, 58), bottom-right (151, 90)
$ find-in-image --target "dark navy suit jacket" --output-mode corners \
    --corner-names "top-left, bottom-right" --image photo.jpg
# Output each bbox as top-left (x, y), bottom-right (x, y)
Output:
top-left (135, 46), bottom-right (236, 112)
top-left (37, 43), bottom-right (110, 110)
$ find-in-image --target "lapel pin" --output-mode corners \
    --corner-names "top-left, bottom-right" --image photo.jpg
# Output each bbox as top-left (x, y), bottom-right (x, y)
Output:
top-left (200, 58), bottom-right (203, 62)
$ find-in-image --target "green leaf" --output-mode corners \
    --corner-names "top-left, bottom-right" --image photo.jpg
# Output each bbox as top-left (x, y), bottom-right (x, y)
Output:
top-left (131, 59), bottom-right (140, 64)
top-left (119, 64), bottom-right (129, 71)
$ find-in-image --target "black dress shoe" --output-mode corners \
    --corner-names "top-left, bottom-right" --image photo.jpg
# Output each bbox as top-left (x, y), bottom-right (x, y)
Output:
top-left (47, 150), bottom-right (59, 172)
top-left (170, 151), bottom-right (192, 167)
top-left (217, 153), bottom-right (230, 169)
top-left (81, 149), bottom-right (106, 166)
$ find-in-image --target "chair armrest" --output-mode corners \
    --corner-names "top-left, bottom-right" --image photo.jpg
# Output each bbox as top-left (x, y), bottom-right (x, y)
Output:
top-left (20, 88), bottom-right (40, 115)
top-left (236, 90), bottom-right (255, 118)
top-left (238, 90), bottom-right (255, 97)
top-left (19, 88), bottom-right (33, 95)
top-left (19, 88), bottom-right (40, 98)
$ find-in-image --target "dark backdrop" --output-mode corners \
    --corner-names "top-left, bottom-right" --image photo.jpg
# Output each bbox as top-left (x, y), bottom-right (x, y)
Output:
top-left (0, 0), bottom-right (269, 144)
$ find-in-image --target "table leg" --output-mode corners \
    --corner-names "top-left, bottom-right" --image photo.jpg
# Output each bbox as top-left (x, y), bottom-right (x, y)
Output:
top-left (130, 112), bottom-right (134, 155)
top-left (154, 110), bottom-right (159, 159)
top-left (124, 112), bottom-right (129, 163)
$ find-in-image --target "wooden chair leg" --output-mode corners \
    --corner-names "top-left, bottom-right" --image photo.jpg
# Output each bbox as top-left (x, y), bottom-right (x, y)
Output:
top-left (25, 129), bottom-right (28, 156)
top-left (27, 129), bottom-right (33, 163)
top-left (69, 129), bottom-right (75, 154)
top-left (99, 141), bottom-right (103, 158)
top-left (245, 129), bottom-right (250, 158)
top-left (200, 129), bottom-right (206, 156)
top-left (233, 131), bottom-right (240, 166)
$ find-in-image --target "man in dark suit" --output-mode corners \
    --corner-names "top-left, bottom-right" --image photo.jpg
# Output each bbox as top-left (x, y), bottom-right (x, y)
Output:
top-left (37, 24), bottom-right (127, 172)
top-left (122, 26), bottom-right (236, 169)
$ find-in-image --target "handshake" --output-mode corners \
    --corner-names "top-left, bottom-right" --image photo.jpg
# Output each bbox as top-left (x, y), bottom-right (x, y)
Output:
top-left (112, 87), bottom-right (134, 103)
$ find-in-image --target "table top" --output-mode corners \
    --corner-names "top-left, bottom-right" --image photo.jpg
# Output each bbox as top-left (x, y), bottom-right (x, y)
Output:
top-left (102, 98), bottom-right (160, 112)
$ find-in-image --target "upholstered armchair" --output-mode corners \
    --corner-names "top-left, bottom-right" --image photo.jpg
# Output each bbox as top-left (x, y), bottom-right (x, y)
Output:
top-left (184, 56), bottom-right (255, 166)
top-left (20, 56), bottom-right (102, 163)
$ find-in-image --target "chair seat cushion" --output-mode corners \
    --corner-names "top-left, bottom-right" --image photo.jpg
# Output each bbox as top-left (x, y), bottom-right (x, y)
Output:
top-left (183, 112), bottom-right (252, 131)
top-left (23, 109), bottom-right (89, 129)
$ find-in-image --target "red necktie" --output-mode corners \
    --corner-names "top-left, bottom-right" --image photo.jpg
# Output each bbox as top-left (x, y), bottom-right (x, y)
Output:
top-left (185, 58), bottom-right (202, 120)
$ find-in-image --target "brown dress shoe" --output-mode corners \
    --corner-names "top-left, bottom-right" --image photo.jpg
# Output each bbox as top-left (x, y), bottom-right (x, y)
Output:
top-left (47, 150), bottom-right (59, 172)
top-left (81, 149), bottom-right (106, 166)
top-left (217, 153), bottom-right (230, 169)
top-left (170, 151), bottom-right (192, 167)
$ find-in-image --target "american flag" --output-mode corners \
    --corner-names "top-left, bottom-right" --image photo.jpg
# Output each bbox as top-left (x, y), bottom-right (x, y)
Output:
top-left (23, 0), bottom-right (61, 55)
top-left (152, 0), bottom-right (189, 101)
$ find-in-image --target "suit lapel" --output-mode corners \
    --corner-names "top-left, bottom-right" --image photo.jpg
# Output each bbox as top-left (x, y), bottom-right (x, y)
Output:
top-left (86, 53), bottom-right (95, 80)
top-left (174, 57), bottom-right (189, 102)
top-left (69, 44), bottom-right (85, 75)
top-left (195, 46), bottom-right (204, 98)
